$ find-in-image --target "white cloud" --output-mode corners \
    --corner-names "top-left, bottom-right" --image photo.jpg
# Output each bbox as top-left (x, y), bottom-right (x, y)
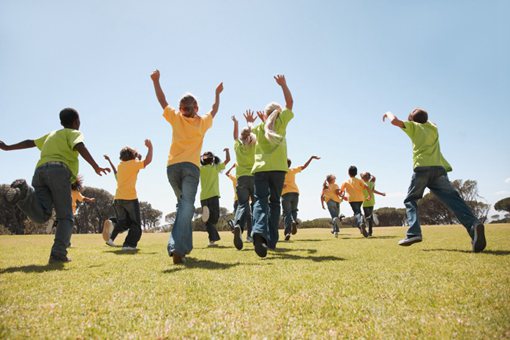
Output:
top-left (495, 190), bottom-right (510, 196)
top-left (505, 178), bottom-right (510, 184)
top-left (385, 192), bottom-right (406, 198)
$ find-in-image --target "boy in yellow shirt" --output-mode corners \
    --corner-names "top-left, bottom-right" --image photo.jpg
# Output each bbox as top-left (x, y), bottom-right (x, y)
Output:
top-left (151, 69), bottom-right (223, 264)
top-left (321, 174), bottom-right (345, 237)
top-left (339, 166), bottom-right (371, 238)
top-left (282, 156), bottom-right (320, 240)
top-left (1, 108), bottom-right (109, 263)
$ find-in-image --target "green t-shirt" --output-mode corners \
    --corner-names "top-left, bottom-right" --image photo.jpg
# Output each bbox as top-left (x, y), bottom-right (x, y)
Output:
top-left (402, 121), bottom-right (452, 171)
top-left (34, 129), bottom-right (84, 182)
top-left (200, 162), bottom-right (226, 200)
top-left (234, 140), bottom-right (255, 178)
top-left (363, 181), bottom-right (375, 207)
top-left (252, 109), bottom-right (294, 173)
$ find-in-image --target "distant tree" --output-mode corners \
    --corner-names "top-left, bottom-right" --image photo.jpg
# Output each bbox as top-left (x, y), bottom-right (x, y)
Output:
top-left (0, 184), bottom-right (29, 234)
top-left (75, 187), bottom-right (115, 233)
top-left (494, 197), bottom-right (510, 214)
top-left (373, 207), bottom-right (407, 227)
top-left (139, 201), bottom-right (162, 230)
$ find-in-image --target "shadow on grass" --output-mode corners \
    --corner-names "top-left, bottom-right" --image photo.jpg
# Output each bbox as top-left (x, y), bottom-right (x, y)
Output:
top-left (422, 249), bottom-right (510, 256)
top-left (162, 258), bottom-right (273, 273)
top-left (103, 249), bottom-right (144, 255)
top-left (0, 263), bottom-right (66, 273)
top-left (368, 236), bottom-right (399, 239)
top-left (269, 252), bottom-right (345, 262)
top-left (294, 239), bottom-right (324, 242)
top-left (270, 247), bottom-right (318, 254)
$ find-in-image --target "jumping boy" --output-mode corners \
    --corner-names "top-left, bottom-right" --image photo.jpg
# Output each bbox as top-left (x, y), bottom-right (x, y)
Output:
top-left (0, 108), bottom-right (110, 262)
top-left (339, 166), bottom-right (371, 238)
top-left (382, 109), bottom-right (486, 252)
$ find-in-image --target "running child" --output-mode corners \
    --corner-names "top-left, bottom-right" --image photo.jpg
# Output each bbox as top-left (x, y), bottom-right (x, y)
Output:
top-left (382, 109), bottom-right (486, 252)
top-left (0, 108), bottom-right (109, 263)
top-left (200, 148), bottom-right (230, 246)
top-left (151, 69), bottom-right (224, 264)
top-left (339, 166), bottom-right (371, 238)
top-left (282, 156), bottom-right (320, 240)
top-left (321, 174), bottom-right (345, 237)
top-left (360, 172), bottom-right (386, 237)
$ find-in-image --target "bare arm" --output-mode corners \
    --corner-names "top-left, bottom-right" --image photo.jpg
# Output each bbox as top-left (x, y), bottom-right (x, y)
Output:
top-left (373, 189), bottom-right (386, 196)
top-left (382, 111), bottom-right (405, 128)
top-left (274, 74), bottom-right (293, 111)
top-left (300, 155), bottom-right (320, 171)
top-left (210, 82), bottom-right (224, 118)
top-left (83, 197), bottom-right (96, 203)
top-left (143, 139), bottom-right (153, 167)
top-left (74, 143), bottom-right (110, 176)
top-left (150, 70), bottom-right (169, 110)
top-left (0, 139), bottom-right (36, 151)
top-left (225, 163), bottom-right (236, 177)
top-left (321, 193), bottom-right (326, 210)
top-left (223, 147), bottom-right (230, 166)
top-left (103, 155), bottom-right (117, 175)
top-left (232, 115), bottom-right (239, 141)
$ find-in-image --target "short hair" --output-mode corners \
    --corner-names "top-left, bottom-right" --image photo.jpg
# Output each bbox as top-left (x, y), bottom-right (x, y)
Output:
top-left (60, 108), bottom-right (79, 128)
top-left (408, 108), bottom-right (428, 124)
top-left (348, 165), bottom-right (357, 177)
top-left (200, 151), bottom-right (220, 165)
top-left (179, 94), bottom-right (198, 113)
top-left (287, 159), bottom-right (292, 167)
top-left (71, 175), bottom-right (84, 191)
top-left (119, 147), bottom-right (138, 161)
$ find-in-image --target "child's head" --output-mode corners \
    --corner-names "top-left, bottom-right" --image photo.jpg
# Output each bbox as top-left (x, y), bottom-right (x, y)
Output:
top-left (348, 166), bottom-right (357, 177)
top-left (240, 127), bottom-right (257, 146)
top-left (119, 147), bottom-right (140, 161)
top-left (200, 151), bottom-right (221, 166)
top-left (60, 108), bottom-right (80, 129)
top-left (361, 172), bottom-right (371, 181)
top-left (71, 175), bottom-right (84, 191)
top-left (265, 102), bottom-right (282, 117)
top-left (323, 174), bottom-right (336, 189)
top-left (408, 108), bottom-right (428, 124)
top-left (287, 159), bottom-right (292, 167)
top-left (179, 94), bottom-right (199, 117)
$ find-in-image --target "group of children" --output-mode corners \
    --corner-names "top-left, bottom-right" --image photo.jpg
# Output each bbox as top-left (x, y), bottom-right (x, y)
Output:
top-left (0, 73), bottom-right (487, 265)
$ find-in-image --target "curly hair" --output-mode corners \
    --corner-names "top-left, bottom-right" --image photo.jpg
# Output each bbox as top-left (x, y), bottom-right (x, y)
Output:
top-left (119, 147), bottom-right (138, 161)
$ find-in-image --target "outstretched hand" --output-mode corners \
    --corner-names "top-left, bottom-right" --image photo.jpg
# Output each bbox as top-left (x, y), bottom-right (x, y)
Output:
top-left (382, 111), bottom-right (392, 122)
top-left (95, 166), bottom-right (111, 176)
top-left (274, 74), bottom-right (287, 87)
top-left (223, 147), bottom-right (229, 153)
top-left (150, 69), bottom-right (160, 82)
top-left (216, 82), bottom-right (224, 96)
top-left (145, 139), bottom-right (153, 148)
top-left (231, 115), bottom-right (238, 123)
top-left (311, 156), bottom-right (321, 160)
top-left (256, 110), bottom-right (267, 122)
top-left (244, 110), bottom-right (258, 124)
top-left (0, 140), bottom-right (6, 151)
top-left (103, 154), bottom-right (110, 161)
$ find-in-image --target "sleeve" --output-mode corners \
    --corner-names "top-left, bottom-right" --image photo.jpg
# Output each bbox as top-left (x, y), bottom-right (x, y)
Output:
top-left (202, 113), bottom-right (213, 132)
top-left (278, 109), bottom-right (294, 127)
top-left (68, 130), bottom-right (85, 149)
top-left (163, 106), bottom-right (178, 125)
top-left (234, 140), bottom-right (240, 152)
top-left (402, 121), bottom-right (415, 138)
top-left (34, 134), bottom-right (49, 150)
top-left (217, 163), bottom-right (226, 172)
top-left (137, 160), bottom-right (145, 170)
top-left (295, 167), bottom-right (303, 174)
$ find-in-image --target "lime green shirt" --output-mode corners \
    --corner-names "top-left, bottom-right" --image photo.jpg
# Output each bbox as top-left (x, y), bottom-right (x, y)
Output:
top-left (200, 162), bottom-right (226, 200)
top-left (252, 109), bottom-right (294, 173)
top-left (34, 129), bottom-right (84, 182)
top-left (234, 140), bottom-right (255, 178)
top-left (363, 181), bottom-right (375, 208)
top-left (402, 121), bottom-right (452, 171)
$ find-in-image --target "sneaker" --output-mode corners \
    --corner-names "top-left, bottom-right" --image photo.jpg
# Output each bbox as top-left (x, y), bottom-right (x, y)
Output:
top-left (398, 236), bottom-right (423, 246)
top-left (48, 254), bottom-right (72, 263)
top-left (5, 179), bottom-right (28, 204)
top-left (233, 225), bottom-right (243, 250)
top-left (253, 233), bottom-right (267, 258)
top-left (284, 233), bottom-right (291, 241)
top-left (172, 253), bottom-right (186, 265)
top-left (46, 216), bottom-right (57, 234)
top-left (122, 246), bottom-right (137, 251)
top-left (106, 239), bottom-right (116, 247)
top-left (227, 219), bottom-right (235, 232)
top-left (201, 206), bottom-right (210, 222)
top-left (291, 221), bottom-right (298, 235)
top-left (360, 223), bottom-right (369, 238)
top-left (334, 232), bottom-right (339, 238)
top-left (208, 241), bottom-right (218, 247)
top-left (472, 223), bottom-right (486, 253)
top-left (102, 219), bottom-right (114, 242)
top-left (246, 235), bottom-right (253, 243)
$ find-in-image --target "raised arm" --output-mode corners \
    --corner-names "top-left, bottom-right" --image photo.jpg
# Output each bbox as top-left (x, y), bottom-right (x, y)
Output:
top-left (75, 143), bottom-right (110, 176)
top-left (150, 70), bottom-right (169, 110)
top-left (232, 115), bottom-right (239, 141)
top-left (274, 74), bottom-right (293, 111)
top-left (300, 155), bottom-right (320, 171)
top-left (143, 139), bottom-right (153, 168)
top-left (103, 155), bottom-right (117, 175)
top-left (0, 139), bottom-right (36, 151)
top-left (210, 82), bottom-right (224, 118)
top-left (223, 147), bottom-right (231, 166)
top-left (382, 111), bottom-right (405, 128)
top-left (225, 163), bottom-right (236, 177)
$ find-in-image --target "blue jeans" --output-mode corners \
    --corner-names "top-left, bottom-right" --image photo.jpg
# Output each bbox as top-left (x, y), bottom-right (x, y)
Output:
top-left (349, 201), bottom-right (364, 228)
top-left (166, 162), bottom-right (200, 256)
top-left (17, 162), bottom-right (73, 257)
top-left (252, 171), bottom-right (286, 249)
top-left (113, 199), bottom-right (142, 247)
top-left (234, 175), bottom-right (254, 234)
top-left (404, 166), bottom-right (479, 238)
top-left (281, 192), bottom-right (299, 235)
top-left (327, 200), bottom-right (340, 233)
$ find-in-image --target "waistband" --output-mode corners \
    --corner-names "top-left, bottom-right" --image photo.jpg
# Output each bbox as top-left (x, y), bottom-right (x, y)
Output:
top-left (37, 161), bottom-right (67, 168)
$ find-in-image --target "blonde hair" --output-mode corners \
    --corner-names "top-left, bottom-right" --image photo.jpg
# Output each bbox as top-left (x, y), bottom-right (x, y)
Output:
top-left (264, 102), bottom-right (283, 144)
top-left (240, 127), bottom-right (257, 146)
top-left (323, 174), bottom-right (335, 190)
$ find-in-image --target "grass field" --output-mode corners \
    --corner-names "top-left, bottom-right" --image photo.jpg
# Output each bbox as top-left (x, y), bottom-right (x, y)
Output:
top-left (1, 225), bottom-right (509, 338)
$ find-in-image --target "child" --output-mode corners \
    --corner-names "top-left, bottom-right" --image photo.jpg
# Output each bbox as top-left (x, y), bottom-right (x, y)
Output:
top-left (321, 174), bottom-right (345, 237)
top-left (251, 74), bottom-right (294, 258)
top-left (382, 109), bottom-right (486, 252)
top-left (230, 111), bottom-right (257, 250)
top-left (200, 148), bottom-right (230, 246)
top-left (0, 108), bottom-right (109, 263)
top-left (151, 69), bottom-right (223, 264)
top-left (360, 172), bottom-right (386, 236)
top-left (282, 156), bottom-right (320, 240)
top-left (104, 140), bottom-right (152, 250)
top-left (339, 166), bottom-right (371, 238)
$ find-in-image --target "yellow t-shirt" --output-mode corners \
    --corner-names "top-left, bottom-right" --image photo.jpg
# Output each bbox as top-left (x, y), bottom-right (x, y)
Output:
top-left (71, 190), bottom-right (84, 215)
top-left (227, 174), bottom-right (238, 201)
top-left (115, 160), bottom-right (145, 200)
top-left (282, 167), bottom-right (302, 195)
top-left (163, 106), bottom-right (213, 167)
top-left (340, 177), bottom-right (367, 202)
top-left (322, 183), bottom-right (341, 203)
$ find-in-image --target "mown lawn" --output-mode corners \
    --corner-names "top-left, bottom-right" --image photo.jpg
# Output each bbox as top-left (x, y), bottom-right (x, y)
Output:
top-left (1, 225), bottom-right (509, 338)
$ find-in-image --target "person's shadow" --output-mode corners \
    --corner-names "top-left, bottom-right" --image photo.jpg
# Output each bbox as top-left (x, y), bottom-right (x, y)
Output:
top-left (422, 249), bottom-right (510, 256)
top-left (0, 262), bottom-right (66, 273)
top-left (162, 258), bottom-right (264, 273)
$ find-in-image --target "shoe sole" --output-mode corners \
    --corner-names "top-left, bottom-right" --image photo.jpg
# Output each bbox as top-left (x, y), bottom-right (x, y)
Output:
top-left (233, 226), bottom-right (243, 250)
top-left (473, 224), bottom-right (487, 253)
top-left (398, 238), bottom-right (422, 246)
top-left (253, 234), bottom-right (267, 258)
top-left (291, 222), bottom-right (298, 235)
top-left (284, 234), bottom-right (291, 241)
top-left (172, 253), bottom-right (186, 264)
top-left (360, 224), bottom-right (368, 238)
top-left (102, 220), bottom-right (113, 242)
top-left (5, 187), bottom-right (20, 204)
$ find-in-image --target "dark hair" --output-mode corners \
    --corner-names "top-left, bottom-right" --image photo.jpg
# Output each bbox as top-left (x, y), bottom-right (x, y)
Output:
top-left (348, 165), bottom-right (357, 177)
top-left (287, 159), bottom-right (292, 167)
top-left (119, 147), bottom-right (138, 161)
top-left (179, 94), bottom-right (198, 114)
top-left (408, 108), bottom-right (428, 124)
top-left (60, 108), bottom-right (79, 128)
top-left (71, 175), bottom-right (84, 191)
top-left (200, 151), bottom-right (220, 166)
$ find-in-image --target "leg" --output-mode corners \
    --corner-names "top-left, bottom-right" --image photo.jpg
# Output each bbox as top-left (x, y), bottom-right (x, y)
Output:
top-left (252, 172), bottom-right (270, 257)
top-left (290, 193), bottom-right (299, 234)
top-left (123, 200), bottom-right (142, 248)
top-left (403, 170), bottom-right (430, 238)
top-left (281, 194), bottom-right (293, 236)
top-left (267, 171), bottom-right (286, 249)
top-left (363, 206), bottom-right (374, 236)
top-left (205, 197), bottom-right (220, 242)
top-left (327, 201), bottom-right (340, 233)
top-left (16, 168), bottom-right (54, 224)
top-left (234, 176), bottom-right (252, 233)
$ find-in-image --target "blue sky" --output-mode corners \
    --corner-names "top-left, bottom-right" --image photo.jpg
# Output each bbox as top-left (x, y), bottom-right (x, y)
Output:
top-left (1, 0), bottom-right (509, 221)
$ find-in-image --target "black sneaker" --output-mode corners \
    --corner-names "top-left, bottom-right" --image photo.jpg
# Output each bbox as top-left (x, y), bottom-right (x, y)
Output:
top-left (5, 179), bottom-right (28, 204)
top-left (284, 233), bottom-right (291, 241)
top-left (253, 234), bottom-right (267, 258)
top-left (233, 225), bottom-right (243, 250)
top-left (472, 223), bottom-right (486, 253)
top-left (291, 221), bottom-right (298, 235)
top-left (360, 223), bottom-right (368, 238)
top-left (49, 254), bottom-right (72, 263)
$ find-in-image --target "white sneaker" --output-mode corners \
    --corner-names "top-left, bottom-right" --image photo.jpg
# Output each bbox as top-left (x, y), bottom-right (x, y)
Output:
top-left (102, 220), bottom-right (114, 242)
top-left (201, 206), bottom-right (210, 222)
top-left (334, 232), bottom-right (339, 238)
top-left (246, 236), bottom-right (253, 243)
top-left (398, 236), bottom-right (422, 246)
top-left (208, 240), bottom-right (218, 247)
top-left (122, 246), bottom-right (137, 251)
top-left (45, 214), bottom-right (56, 234)
top-left (106, 239), bottom-right (116, 247)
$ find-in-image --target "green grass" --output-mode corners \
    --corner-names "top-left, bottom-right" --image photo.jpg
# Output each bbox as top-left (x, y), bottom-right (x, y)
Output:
top-left (1, 225), bottom-right (509, 338)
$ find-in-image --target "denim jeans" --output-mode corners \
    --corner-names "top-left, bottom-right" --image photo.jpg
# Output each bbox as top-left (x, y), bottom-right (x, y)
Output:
top-left (201, 196), bottom-right (221, 242)
top-left (404, 166), bottom-right (479, 238)
top-left (113, 199), bottom-right (142, 247)
top-left (17, 162), bottom-right (73, 257)
top-left (281, 192), bottom-right (299, 235)
top-left (252, 171), bottom-right (286, 249)
top-left (167, 162), bottom-right (200, 256)
top-left (327, 200), bottom-right (340, 233)
top-left (349, 202), bottom-right (364, 228)
top-left (234, 175), bottom-right (255, 234)
top-left (363, 206), bottom-right (374, 235)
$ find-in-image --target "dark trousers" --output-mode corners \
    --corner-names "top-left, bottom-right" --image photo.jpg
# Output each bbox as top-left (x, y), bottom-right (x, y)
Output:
top-left (201, 196), bottom-right (221, 242)
top-left (112, 199), bottom-right (142, 248)
top-left (281, 192), bottom-right (299, 235)
top-left (234, 176), bottom-right (255, 235)
top-left (349, 201), bottom-right (364, 228)
top-left (363, 206), bottom-right (374, 235)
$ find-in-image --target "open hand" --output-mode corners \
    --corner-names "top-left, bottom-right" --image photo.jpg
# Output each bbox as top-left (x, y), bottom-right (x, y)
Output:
top-left (256, 110), bottom-right (267, 122)
top-left (231, 115), bottom-right (238, 123)
top-left (95, 167), bottom-right (111, 176)
top-left (274, 74), bottom-right (287, 87)
top-left (244, 110), bottom-right (258, 124)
